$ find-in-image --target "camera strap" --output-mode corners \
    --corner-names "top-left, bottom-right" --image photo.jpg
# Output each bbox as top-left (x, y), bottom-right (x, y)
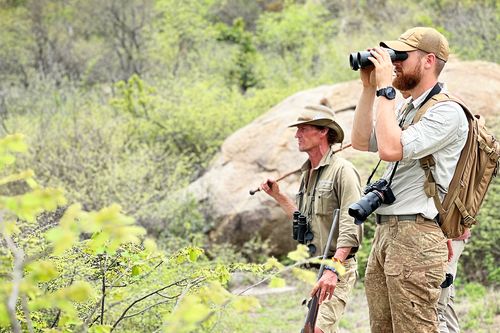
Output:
top-left (367, 82), bottom-right (442, 186)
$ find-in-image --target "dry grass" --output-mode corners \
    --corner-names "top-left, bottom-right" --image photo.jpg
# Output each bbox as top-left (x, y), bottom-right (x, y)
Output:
top-left (219, 275), bottom-right (499, 333)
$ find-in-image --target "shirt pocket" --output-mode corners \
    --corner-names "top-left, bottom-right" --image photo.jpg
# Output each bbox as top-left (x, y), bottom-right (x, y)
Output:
top-left (314, 180), bottom-right (335, 217)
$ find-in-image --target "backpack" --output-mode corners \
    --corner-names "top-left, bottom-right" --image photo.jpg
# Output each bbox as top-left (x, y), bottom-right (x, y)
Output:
top-left (413, 92), bottom-right (500, 239)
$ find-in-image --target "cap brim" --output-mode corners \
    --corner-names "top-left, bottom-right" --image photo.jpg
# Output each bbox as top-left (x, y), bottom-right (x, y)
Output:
top-left (380, 41), bottom-right (417, 52)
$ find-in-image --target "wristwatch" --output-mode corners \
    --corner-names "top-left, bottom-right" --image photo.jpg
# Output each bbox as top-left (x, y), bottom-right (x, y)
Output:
top-left (376, 86), bottom-right (396, 100)
top-left (324, 265), bottom-right (338, 275)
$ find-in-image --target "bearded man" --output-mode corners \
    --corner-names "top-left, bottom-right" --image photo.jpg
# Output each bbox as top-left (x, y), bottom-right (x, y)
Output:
top-left (350, 27), bottom-right (468, 333)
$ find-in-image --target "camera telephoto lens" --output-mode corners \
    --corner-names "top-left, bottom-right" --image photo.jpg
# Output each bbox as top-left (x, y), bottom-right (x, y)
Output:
top-left (348, 191), bottom-right (385, 223)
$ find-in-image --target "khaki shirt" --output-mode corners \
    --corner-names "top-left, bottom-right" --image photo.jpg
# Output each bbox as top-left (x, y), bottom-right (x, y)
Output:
top-left (296, 146), bottom-right (363, 257)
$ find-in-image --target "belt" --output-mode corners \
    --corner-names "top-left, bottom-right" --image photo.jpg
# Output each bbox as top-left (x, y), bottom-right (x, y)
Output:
top-left (376, 214), bottom-right (437, 224)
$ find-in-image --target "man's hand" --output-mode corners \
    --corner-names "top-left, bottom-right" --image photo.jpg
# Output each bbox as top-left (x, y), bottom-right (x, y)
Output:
top-left (360, 60), bottom-right (377, 88)
top-left (447, 239), bottom-right (454, 262)
top-left (260, 178), bottom-right (279, 198)
top-left (311, 270), bottom-right (338, 304)
top-left (367, 47), bottom-right (394, 89)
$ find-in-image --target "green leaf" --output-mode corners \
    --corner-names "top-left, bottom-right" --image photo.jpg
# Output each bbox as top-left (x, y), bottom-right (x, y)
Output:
top-left (0, 170), bottom-right (35, 186)
top-left (64, 281), bottom-right (93, 302)
top-left (165, 294), bottom-right (212, 333)
top-left (269, 276), bottom-right (286, 288)
top-left (88, 325), bottom-right (112, 333)
top-left (292, 267), bottom-right (317, 286)
top-left (264, 257), bottom-right (285, 271)
top-left (200, 282), bottom-right (231, 306)
top-left (0, 302), bottom-right (10, 327)
top-left (143, 238), bottom-right (158, 254)
top-left (0, 154), bottom-right (15, 169)
top-left (187, 247), bottom-right (203, 262)
top-left (231, 296), bottom-right (261, 313)
top-left (131, 265), bottom-right (142, 276)
top-left (46, 227), bottom-right (77, 256)
top-left (26, 260), bottom-right (59, 283)
top-left (287, 244), bottom-right (310, 262)
top-left (0, 134), bottom-right (27, 154)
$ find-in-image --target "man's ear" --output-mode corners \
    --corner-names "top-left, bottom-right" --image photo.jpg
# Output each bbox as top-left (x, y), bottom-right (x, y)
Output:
top-left (424, 53), bottom-right (436, 69)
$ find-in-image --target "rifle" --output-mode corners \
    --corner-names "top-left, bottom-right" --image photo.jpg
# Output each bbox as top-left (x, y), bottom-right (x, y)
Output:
top-left (301, 208), bottom-right (340, 333)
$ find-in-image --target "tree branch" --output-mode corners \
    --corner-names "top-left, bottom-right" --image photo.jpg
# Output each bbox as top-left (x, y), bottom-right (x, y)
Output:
top-left (21, 294), bottom-right (34, 333)
top-left (1, 212), bottom-right (24, 333)
top-left (111, 277), bottom-right (198, 331)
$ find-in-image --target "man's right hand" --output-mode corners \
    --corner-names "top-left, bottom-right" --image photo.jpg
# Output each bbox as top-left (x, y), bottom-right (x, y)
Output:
top-left (260, 178), bottom-right (279, 197)
top-left (360, 52), bottom-right (377, 88)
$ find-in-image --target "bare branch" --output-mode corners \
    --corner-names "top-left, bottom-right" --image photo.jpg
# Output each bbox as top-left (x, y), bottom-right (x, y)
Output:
top-left (120, 299), bottom-right (170, 320)
top-left (21, 294), bottom-right (34, 333)
top-left (111, 277), bottom-right (198, 331)
top-left (1, 212), bottom-right (24, 333)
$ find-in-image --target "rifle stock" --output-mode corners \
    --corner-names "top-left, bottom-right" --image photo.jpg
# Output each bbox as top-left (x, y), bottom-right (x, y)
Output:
top-left (301, 290), bottom-right (320, 333)
top-left (300, 209), bottom-right (340, 333)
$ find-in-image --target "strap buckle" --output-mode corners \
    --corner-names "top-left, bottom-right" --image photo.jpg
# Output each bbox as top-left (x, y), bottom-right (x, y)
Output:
top-left (462, 215), bottom-right (477, 228)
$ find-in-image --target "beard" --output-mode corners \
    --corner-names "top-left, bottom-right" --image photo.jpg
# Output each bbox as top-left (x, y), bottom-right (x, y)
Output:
top-left (393, 62), bottom-right (423, 91)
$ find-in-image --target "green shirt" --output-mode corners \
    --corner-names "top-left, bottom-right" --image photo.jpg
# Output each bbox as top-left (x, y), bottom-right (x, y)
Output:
top-left (296, 146), bottom-right (363, 257)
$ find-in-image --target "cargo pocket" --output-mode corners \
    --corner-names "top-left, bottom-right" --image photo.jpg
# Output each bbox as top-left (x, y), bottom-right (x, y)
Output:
top-left (402, 262), bottom-right (444, 305)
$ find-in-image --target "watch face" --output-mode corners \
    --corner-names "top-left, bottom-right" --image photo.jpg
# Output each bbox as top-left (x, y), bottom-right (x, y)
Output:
top-left (377, 87), bottom-right (396, 99)
top-left (386, 87), bottom-right (396, 99)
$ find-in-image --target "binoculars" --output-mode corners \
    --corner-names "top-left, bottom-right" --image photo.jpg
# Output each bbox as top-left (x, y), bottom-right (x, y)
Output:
top-left (349, 48), bottom-right (408, 71)
top-left (292, 211), bottom-right (313, 244)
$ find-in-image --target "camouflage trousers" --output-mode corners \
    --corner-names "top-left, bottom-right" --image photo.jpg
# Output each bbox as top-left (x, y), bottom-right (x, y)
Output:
top-left (365, 216), bottom-right (448, 333)
top-left (316, 257), bottom-right (358, 333)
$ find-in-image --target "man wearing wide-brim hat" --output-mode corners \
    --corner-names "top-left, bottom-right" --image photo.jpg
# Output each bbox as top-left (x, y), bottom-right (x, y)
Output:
top-left (261, 103), bottom-right (362, 333)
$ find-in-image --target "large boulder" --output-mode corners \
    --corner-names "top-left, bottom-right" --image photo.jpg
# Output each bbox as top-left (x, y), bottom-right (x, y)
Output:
top-left (187, 60), bottom-right (500, 256)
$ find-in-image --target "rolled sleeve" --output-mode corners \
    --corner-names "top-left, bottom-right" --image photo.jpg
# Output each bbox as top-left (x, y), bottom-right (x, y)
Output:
top-left (336, 164), bottom-right (363, 249)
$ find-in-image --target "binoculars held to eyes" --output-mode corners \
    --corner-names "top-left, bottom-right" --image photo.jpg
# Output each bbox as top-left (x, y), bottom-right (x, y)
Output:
top-left (349, 48), bottom-right (408, 71)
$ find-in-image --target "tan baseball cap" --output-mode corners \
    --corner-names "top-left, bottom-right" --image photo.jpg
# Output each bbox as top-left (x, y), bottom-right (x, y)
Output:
top-left (288, 105), bottom-right (344, 143)
top-left (380, 27), bottom-right (449, 62)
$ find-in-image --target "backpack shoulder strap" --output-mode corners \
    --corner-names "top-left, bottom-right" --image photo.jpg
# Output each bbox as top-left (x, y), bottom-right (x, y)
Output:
top-left (414, 92), bottom-right (472, 217)
top-left (413, 92), bottom-right (473, 124)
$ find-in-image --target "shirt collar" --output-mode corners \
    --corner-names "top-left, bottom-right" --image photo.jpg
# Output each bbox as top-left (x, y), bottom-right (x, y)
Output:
top-left (300, 146), bottom-right (336, 172)
top-left (412, 82), bottom-right (446, 109)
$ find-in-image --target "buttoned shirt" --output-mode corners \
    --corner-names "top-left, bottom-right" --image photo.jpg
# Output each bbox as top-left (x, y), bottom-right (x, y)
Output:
top-left (368, 86), bottom-right (469, 219)
top-left (296, 146), bottom-right (362, 257)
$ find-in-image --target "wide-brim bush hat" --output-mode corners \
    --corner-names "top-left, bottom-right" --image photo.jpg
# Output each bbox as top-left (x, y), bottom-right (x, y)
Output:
top-left (288, 105), bottom-right (344, 143)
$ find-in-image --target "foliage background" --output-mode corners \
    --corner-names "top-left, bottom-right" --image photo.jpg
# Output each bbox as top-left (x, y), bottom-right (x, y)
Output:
top-left (0, 0), bottom-right (498, 332)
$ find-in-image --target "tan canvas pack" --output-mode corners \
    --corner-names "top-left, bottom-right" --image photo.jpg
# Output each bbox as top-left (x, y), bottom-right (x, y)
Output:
top-left (412, 92), bottom-right (500, 239)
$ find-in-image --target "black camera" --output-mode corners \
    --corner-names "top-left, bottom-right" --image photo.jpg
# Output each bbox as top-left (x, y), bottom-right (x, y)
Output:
top-left (348, 179), bottom-right (396, 224)
top-left (349, 48), bottom-right (408, 71)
